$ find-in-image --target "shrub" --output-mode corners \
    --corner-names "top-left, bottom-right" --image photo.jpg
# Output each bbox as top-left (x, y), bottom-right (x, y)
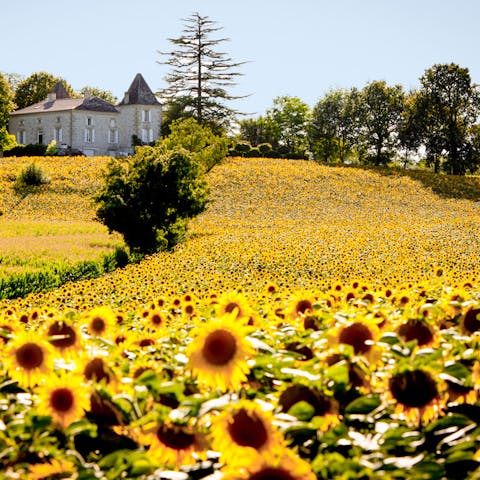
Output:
top-left (258, 142), bottom-right (273, 156)
top-left (95, 147), bottom-right (210, 254)
top-left (229, 141), bottom-right (252, 157)
top-left (45, 139), bottom-right (59, 156)
top-left (4, 143), bottom-right (48, 157)
top-left (157, 118), bottom-right (228, 173)
top-left (15, 162), bottom-right (50, 189)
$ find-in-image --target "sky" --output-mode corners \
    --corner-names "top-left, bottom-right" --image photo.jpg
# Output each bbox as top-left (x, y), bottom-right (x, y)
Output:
top-left (2, 0), bottom-right (480, 117)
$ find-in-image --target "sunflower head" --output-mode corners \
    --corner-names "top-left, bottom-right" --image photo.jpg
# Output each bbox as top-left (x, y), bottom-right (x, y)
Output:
top-left (36, 373), bottom-right (90, 429)
top-left (216, 292), bottom-right (253, 323)
top-left (83, 306), bottom-right (116, 338)
top-left (4, 331), bottom-right (54, 388)
top-left (45, 319), bottom-right (81, 353)
top-left (187, 313), bottom-right (254, 392)
top-left (211, 400), bottom-right (284, 467)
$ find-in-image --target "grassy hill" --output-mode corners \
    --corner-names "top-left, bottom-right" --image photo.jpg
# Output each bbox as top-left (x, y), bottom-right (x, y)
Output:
top-left (1, 156), bottom-right (480, 479)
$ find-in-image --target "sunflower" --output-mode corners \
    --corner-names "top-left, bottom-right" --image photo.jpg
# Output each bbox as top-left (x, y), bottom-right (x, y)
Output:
top-left (187, 313), bottom-right (254, 391)
top-left (35, 373), bottom-right (89, 429)
top-left (27, 458), bottom-right (77, 479)
top-left (139, 420), bottom-right (207, 468)
top-left (143, 308), bottom-right (168, 331)
top-left (221, 446), bottom-right (316, 480)
top-left (210, 400), bottom-right (284, 467)
top-left (216, 292), bottom-right (254, 324)
top-left (287, 292), bottom-right (316, 321)
top-left (328, 315), bottom-right (381, 362)
top-left (278, 384), bottom-right (340, 431)
top-left (396, 318), bottom-right (438, 347)
top-left (4, 331), bottom-right (54, 388)
top-left (83, 306), bottom-right (116, 338)
top-left (45, 319), bottom-right (82, 354)
top-left (385, 367), bottom-right (447, 425)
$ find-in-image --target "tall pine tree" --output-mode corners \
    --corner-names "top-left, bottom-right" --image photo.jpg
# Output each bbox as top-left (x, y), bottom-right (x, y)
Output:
top-left (157, 12), bottom-right (247, 132)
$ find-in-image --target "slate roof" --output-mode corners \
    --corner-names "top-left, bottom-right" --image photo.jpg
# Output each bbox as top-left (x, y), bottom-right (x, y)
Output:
top-left (11, 94), bottom-right (120, 115)
top-left (118, 73), bottom-right (160, 106)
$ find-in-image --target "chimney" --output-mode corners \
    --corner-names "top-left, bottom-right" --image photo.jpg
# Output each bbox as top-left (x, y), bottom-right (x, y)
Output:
top-left (47, 92), bottom-right (57, 102)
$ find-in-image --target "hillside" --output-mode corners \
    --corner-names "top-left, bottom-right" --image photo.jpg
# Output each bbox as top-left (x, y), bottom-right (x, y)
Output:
top-left (2, 157), bottom-right (480, 479)
top-left (1, 156), bottom-right (479, 308)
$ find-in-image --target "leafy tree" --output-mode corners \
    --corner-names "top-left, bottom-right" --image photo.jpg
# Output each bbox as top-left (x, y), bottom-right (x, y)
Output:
top-left (414, 63), bottom-right (480, 175)
top-left (265, 96), bottom-right (311, 158)
top-left (397, 90), bottom-right (424, 168)
top-left (0, 72), bottom-right (16, 152)
top-left (95, 147), bottom-right (210, 254)
top-left (309, 88), bottom-right (359, 164)
top-left (356, 80), bottom-right (405, 165)
top-left (238, 116), bottom-right (279, 149)
top-left (160, 96), bottom-right (196, 136)
top-left (157, 12), bottom-right (247, 131)
top-left (1, 72), bottom-right (24, 93)
top-left (14, 72), bottom-right (76, 109)
top-left (0, 72), bottom-right (15, 128)
top-left (79, 86), bottom-right (117, 104)
top-left (157, 117), bottom-right (228, 173)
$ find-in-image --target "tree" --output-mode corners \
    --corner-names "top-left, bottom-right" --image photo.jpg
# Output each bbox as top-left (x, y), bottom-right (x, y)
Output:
top-left (238, 116), bottom-right (279, 149)
top-left (79, 86), bottom-right (117, 104)
top-left (414, 63), bottom-right (480, 175)
top-left (397, 90), bottom-right (424, 168)
top-left (0, 72), bottom-right (16, 152)
top-left (265, 96), bottom-right (311, 158)
top-left (95, 147), bottom-right (210, 254)
top-left (157, 117), bottom-right (228, 173)
top-left (356, 80), bottom-right (405, 166)
top-left (1, 72), bottom-right (24, 93)
top-left (309, 88), bottom-right (359, 164)
top-left (14, 72), bottom-right (76, 109)
top-left (157, 12), bottom-right (247, 131)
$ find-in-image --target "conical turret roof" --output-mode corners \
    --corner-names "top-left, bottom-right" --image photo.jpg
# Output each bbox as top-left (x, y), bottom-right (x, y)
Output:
top-left (118, 73), bottom-right (160, 106)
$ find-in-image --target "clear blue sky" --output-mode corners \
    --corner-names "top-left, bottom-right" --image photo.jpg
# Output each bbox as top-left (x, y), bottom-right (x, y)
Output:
top-left (2, 0), bottom-right (480, 117)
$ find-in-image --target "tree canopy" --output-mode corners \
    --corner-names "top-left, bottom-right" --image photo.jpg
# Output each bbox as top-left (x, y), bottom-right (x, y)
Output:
top-left (14, 72), bottom-right (76, 109)
top-left (157, 12), bottom-right (247, 132)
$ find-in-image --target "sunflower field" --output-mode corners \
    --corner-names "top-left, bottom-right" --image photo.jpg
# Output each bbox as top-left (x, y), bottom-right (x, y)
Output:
top-left (1, 157), bottom-right (480, 479)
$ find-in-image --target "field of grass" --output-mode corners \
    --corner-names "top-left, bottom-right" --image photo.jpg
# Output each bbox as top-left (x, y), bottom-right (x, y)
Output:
top-left (1, 157), bottom-right (480, 479)
top-left (0, 157), bottom-right (124, 296)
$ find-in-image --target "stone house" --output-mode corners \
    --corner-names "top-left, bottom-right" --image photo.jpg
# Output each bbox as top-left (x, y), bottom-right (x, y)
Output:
top-left (8, 73), bottom-right (162, 156)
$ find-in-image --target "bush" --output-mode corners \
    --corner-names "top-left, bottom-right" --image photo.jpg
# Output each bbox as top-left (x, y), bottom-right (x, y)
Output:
top-left (157, 118), bottom-right (228, 173)
top-left (15, 162), bottom-right (50, 189)
top-left (4, 143), bottom-right (48, 157)
top-left (229, 141), bottom-right (252, 157)
top-left (258, 142), bottom-right (273, 156)
top-left (95, 147), bottom-right (210, 254)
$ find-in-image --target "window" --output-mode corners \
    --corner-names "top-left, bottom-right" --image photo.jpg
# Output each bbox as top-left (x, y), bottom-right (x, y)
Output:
top-left (56, 116), bottom-right (61, 123)
top-left (84, 129), bottom-right (95, 143)
top-left (141, 110), bottom-right (151, 122)
top-left (86, 117), bottom-right (92, 126)
top-left (141, 128), bottom-right (153, 143)
top-left (17, 131), bottom-right (26, 144)
top-left (54, 127), bottom-right (63, 142)
top-left (108, 129), bottom-right (118, 144)
top-left (37, 118), bottom-right (42, 124)
top-left (19, 120), bottom-right (24, 126)
top-left (110, 118), bottom-right (116, 128)
top-left (37, 130), bottom-right (44, 144)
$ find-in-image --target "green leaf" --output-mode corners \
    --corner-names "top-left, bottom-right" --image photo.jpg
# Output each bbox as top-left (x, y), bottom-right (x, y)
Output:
top-left (345, 395), bottom-right (381, 415)
top-left (288, 400), bottom-right (316, 421)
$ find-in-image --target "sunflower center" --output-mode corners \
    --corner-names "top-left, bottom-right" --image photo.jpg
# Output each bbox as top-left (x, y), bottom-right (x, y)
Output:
top-left (156, 424), bottom-right (196, 450)
top-left (225, 302), bottom-right (242, 317)
top-left (249, 467), bottom-right (295, 480)
top-left (463, 308), bottom-right (480, 334)
top-left (90, 317), bottom-right (106, 334)
top-left (202, 329), bottom-right (237, 366)
top-left (295, 299), bottom-right (313, 316)
top-left (50, 387), bottom-right (74, 412)
top-left (150, 314), bottom-right (163, 325)
top-left (338, 322), bottom-right (373, 354)
top-left (48, 322), bottom-right (77, 349)
top-left (84, 358), bottom-right (110, 383)
top-left (397, 319), bottom-right (434, 346)
top-left (279, 385), bottom-right (331, 416)
top-left (16, 342), bottom-right (44, 370)
top-left (389, 369), bottom-right (439, 408)
top-left (227, 408), bottom-right (268, 450)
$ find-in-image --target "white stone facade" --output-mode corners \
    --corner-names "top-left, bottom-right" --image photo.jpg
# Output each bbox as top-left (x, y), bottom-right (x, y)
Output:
top-left (8, 74), bottom-right (162, 157)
